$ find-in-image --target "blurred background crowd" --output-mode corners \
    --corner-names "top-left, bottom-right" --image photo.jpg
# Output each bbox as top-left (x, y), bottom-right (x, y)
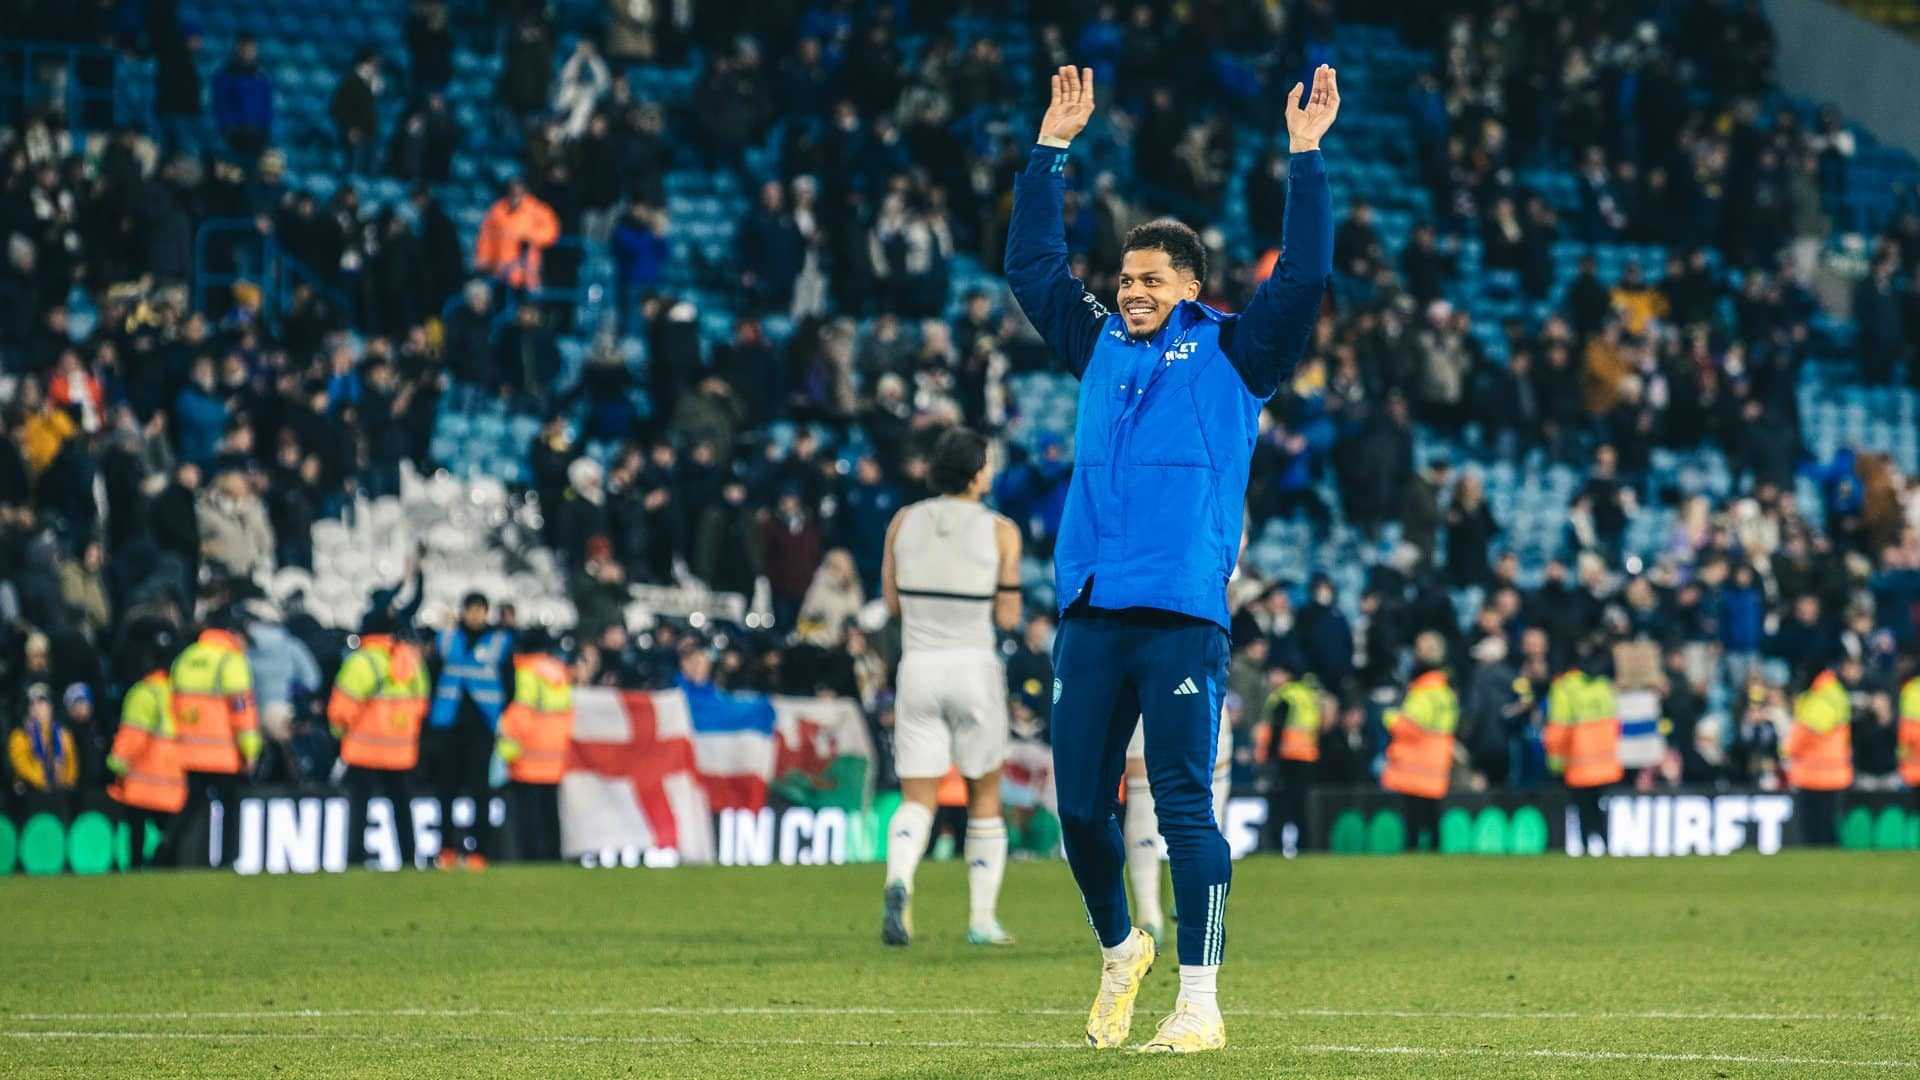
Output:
top-left (4, 0), bottom-right (1920, 815)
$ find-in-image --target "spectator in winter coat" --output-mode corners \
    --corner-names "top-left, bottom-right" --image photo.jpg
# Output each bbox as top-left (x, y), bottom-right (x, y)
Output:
top-left (475, 179), bottom-right (561, 291)
top-left (759, 491), bottom-right (822, 630)
top-left (1318, 699), bottom-right (1376, 785)
top-left (8, 685), bottom-right (78, 797)
top-left (836, 456), bottom-right (899, 595)
top-left (499, 17), bottom-right (556, 123)
top-left (153, 26), bottom-right (205, 157)
top-left (45, 350), bottom-right (105, 434)
top-left (1297, 575), bottom-right (1356, 686)
top-left (405, 5), bottom-right (455, 94)
top-left (737, 181), bottom-right (805, 315)
top-left (16, 381), bottom-right (76, 478)
top-left (330, 50), bottom-right (383, 175)
top-left (553, 457), bottom-right (611, 569)
top-left (243, 601), bottom-right (323, 781)
top-left (1415, 304), bottom-right (1473, 432)
top-left (196, 469), bottom-right (274, 581)
top-left (1767, 593), bottom-right (1835, 673)
top-left (1401, 458), bottom-right (1449, 565)
top-left (490, 303), bottom-right (562, 404)
top-left (1719, 563), bottom-right (1766, 661)
top-left (693, 481), bottom-right (762, 596)
top-left (797, 549), bottom-right (864, 647)
top-left (172, 357), bottom-right (228, 469)
top-left (212, 36), bottom-right (274, 160)
top-left (670, 376), bottom-right (745, 455)
top-left (55, 540), bottom-right (111, 642)
top-left (1443, 472), bottom-right (1500, 588)
top-left (1610, 261), bottom-right (1668, 337)
top-left (611, 202), bottom-right (668, 327)
top-left (1854, 252), bottom-right (1903, 385)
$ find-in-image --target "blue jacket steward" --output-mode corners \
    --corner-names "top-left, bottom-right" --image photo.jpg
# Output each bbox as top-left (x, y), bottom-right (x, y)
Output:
top-left (429, 626), bottom-right (513, 729)
top-left (1004, 145), bottom-right (1332, 628)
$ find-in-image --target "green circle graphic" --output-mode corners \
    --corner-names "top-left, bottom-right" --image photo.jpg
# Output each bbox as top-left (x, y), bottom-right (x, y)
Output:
top-left (1872, 807), bottom-right (1907, 851)
top-left (1473, 807), bottom-right (1510, 855)
top-left (20, 813), bottom-right (66, 875)
top-left (67, 812), bottom-right (114, 875)
top-left (1838, 807), bottom-right (1873, 850)
top-left (1438, 807), bottom-right (1473, 853)
top-left (0, 816), bottom-right (16, 875)
top-left (1368, 810), bottom-right (1406, 854)
top-left (1329, 810), bottom-right (1366, 854)
top-left (1507, 805), bottom-right (1549, 855)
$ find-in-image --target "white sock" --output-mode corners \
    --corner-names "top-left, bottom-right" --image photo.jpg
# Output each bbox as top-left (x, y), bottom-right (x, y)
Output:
top-left (885, 800), bottom-right (933, 893)
top-left (1212, 762), bottom-right (1231, 835)
top-left (1100, 929), bottom-right (1142, 963)
top-left (964, 816), bottom-right (1007, 929)
top-left (1177, 965), bottom-right (1220, 1013)
top-left (1123, 777), bottom-right (1165, 931)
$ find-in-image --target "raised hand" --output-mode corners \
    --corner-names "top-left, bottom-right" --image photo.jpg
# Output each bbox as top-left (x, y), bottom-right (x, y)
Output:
top-left (1038, 65), bottom-right (1096, 147)
top-left (1286, 64), bottom-right (1341, 153)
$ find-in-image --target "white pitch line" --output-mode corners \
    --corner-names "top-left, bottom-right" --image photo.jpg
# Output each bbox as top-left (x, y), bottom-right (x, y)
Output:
top-left (0, 1032), bottom-right (1080, 1051)
top-left (2, 1031), bottom-right (1916, 1069)
top-left (1293, 1044), bottom-right (1920, 1071)
top-left (4, 1005), bottom-right (1907, 1024)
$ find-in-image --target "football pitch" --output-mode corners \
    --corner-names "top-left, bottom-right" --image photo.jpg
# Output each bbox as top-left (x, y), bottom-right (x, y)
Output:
top-left (3, 853), bottom-right (1915, 1077)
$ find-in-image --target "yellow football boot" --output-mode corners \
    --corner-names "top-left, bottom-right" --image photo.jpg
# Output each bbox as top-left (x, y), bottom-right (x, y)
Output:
top-left (1084, 927), bottom-right (1155, 1048)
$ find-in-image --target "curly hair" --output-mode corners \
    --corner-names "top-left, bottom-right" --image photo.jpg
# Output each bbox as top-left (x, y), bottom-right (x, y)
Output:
top-left (1122, 219), bottom-right (1208, 284)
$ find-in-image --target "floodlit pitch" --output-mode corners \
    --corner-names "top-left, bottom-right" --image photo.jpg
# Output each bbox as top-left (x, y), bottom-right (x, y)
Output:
top-left (3, 852), bottom-right (1915, 1077)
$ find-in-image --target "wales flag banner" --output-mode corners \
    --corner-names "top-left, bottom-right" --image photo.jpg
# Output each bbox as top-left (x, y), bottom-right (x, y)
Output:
top-left (769, 696), bottom-right (874, 810)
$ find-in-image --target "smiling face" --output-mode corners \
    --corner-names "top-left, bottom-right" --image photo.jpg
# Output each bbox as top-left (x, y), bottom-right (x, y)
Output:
top-left (1116, 247), bottom-right (1200, 338)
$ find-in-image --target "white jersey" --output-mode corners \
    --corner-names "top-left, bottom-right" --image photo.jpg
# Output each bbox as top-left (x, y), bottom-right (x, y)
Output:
top-left (893, 497), bottom-right (1001, 655)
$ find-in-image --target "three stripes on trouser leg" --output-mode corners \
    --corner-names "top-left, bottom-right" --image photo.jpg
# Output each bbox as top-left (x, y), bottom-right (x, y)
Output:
top-left (1199, 882), bottom-right (1227, 966)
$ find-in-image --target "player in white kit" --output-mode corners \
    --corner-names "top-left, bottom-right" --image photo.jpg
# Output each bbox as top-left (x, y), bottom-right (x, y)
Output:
top-left (880, 428), bottom-right (1023, 946)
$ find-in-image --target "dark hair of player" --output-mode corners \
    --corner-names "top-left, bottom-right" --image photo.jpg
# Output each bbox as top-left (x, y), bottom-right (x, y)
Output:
top-left (1122, 219), bottom-right (1208, 284)
top-left (929, 427), bottom-right (990, 496)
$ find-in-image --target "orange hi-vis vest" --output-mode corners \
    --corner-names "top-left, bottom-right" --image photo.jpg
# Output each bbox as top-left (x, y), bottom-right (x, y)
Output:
top-left (1545, 670), bottom-right (1624, 789)
top-left (108, 670), bottom-right (188, 813)
top-left (1382, 670), bottom-right (1458, 799)
top-left (1899, 676), bottom-right (1920, 787)
top-left (1787, 671), bottom-right (1853, 792)
top-left (497, 654), bottom-right (575, 785)
top-left (169, 630), bottom-right (258, 774)
top-left (1273, 678), bottom-right (1324, 763)
top-left (329, 636), bottom-right (432, 771)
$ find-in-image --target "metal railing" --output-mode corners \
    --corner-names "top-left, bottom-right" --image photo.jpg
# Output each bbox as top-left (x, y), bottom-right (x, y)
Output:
top-left (192, 218), bottom-right (358, 331)
top-left (0, 40), bottom-right (147, 148)
top-left (435, 236), bottom-right (599, 331)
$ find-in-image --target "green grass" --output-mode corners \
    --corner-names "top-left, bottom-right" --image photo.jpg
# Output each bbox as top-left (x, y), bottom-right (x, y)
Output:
top-left (2, 852), bottom-right (1916, 1077)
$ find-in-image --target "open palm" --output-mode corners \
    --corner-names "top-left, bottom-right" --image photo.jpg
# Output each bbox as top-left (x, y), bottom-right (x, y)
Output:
top-left (1038, 66), bottom-right (1096, 145)
top-left (1286, 64), bottom-right (1341, 152)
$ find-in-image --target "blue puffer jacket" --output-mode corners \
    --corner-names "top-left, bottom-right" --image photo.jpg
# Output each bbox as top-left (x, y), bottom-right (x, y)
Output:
top-left (1005, 144), bottom-right (1332, 628)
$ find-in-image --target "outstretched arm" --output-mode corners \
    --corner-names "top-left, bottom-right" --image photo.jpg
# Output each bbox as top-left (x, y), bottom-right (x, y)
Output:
top-left (1004, 66), bottom-right (1109, 378)
top-left (1228, 65), bottom-right (1340, 399)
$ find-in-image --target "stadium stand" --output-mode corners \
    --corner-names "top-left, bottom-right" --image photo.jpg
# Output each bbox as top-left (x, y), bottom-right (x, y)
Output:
top-left (5, 0), bottom-right (1920, 830)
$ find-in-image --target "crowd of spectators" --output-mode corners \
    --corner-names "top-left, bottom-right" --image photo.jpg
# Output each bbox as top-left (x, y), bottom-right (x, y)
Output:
top-left (4, 0), bottom-right (1920, 810)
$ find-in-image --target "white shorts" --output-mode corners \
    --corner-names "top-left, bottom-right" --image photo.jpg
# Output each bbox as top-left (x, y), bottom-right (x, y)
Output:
top-left (892, 651), bottom-right (1010, 780)
top-left (1127, 708), bottom-right (1232, 767)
